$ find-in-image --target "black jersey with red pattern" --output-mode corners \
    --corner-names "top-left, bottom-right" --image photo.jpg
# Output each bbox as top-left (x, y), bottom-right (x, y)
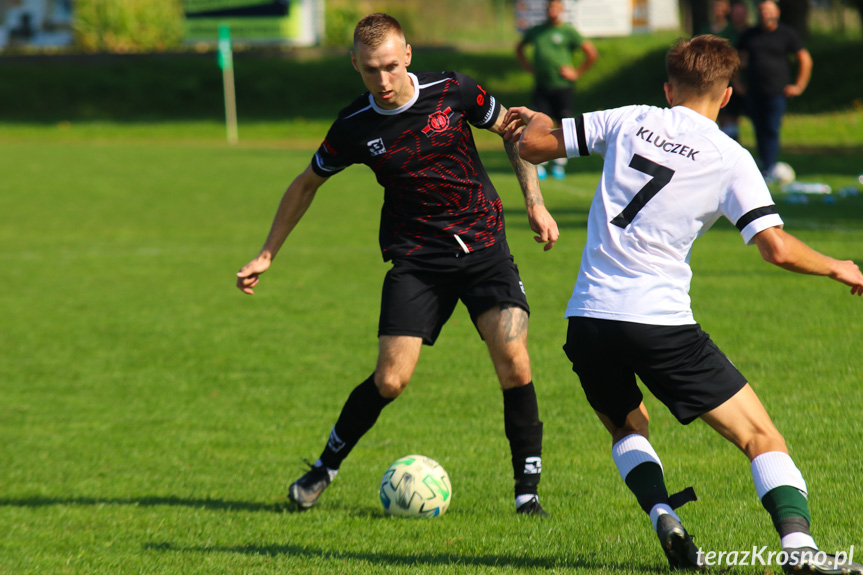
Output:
top-left (311, 71), bottom-right (505, 261)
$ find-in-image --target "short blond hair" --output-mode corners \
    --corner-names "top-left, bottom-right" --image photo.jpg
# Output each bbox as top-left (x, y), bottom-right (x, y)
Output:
top-left (353, 13), bottom-right (404, 49)
top-left (666, 35), bottom-right (739, 98)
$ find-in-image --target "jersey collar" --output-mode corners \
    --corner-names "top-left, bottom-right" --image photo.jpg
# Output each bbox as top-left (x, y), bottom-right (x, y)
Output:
top-left (368, 73), bottom-right (419, 116)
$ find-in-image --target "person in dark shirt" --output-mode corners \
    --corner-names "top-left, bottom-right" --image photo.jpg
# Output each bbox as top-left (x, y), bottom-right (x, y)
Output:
top-left (736, 0), bottom-right (812, 179)
top-left (236, 12), bottom-right (559, 516)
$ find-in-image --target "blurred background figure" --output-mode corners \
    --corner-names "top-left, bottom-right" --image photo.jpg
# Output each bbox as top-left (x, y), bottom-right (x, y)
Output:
top-left (716, 1), bottom-right (750, 141)
top-left (705, 0), bottom-right (731, 34)
top-left (0, 0), bottom-right (74, 48)
top-left (516, 0), bottom-right (598, 180)
top-left (736, 0), bottom-right (812, 181)
top-left (719, 0), bottom-right (750, 42)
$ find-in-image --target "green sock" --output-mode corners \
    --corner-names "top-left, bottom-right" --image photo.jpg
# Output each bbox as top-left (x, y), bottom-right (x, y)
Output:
top-left (761, 485), bottom-right (811, 533)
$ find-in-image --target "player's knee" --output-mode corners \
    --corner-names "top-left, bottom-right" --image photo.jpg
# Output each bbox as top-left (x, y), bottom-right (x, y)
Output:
top-left (609, 404), bottom-right (649, 442)
top-left (742, 427), bottom-right (787, 460)
top-left (497, 361), bottom-right (532, 390)
top-left (613, 421), bottom-right (649, 443)
top-left (374, 372), bottom-right (410, 399)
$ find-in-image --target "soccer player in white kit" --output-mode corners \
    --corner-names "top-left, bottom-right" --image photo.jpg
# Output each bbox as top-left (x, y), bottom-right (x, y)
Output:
top-left (505, 35), bottom-right (863, 573)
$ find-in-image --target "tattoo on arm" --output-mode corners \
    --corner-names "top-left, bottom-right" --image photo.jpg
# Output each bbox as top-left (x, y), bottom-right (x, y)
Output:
top-left (504, 138), bottom-right (544, 209)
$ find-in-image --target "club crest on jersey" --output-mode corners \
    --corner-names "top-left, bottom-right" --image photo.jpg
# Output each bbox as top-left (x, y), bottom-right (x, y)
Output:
top-left (422, 107), bottom-right (453, 136)
top-left (367, 137), bottom-right (386, 156)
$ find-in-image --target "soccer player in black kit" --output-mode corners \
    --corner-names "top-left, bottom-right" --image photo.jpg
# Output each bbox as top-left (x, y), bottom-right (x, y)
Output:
top-left (236, 13), bottom-right (559, 516)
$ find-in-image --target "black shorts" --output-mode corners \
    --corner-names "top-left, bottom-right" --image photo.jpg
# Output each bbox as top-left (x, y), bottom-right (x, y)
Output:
top-left (379, 241), bottom-right (529, 345)
top-left (533, 85), bottom-right (574, 123)
top-left (563, 317), bottom-right (747, 427)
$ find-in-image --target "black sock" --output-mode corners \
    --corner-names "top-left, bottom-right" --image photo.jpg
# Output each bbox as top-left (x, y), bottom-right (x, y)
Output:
top-left (503, 382), bottom-right (543, 496)
top-left (625, 462), bottom-right (670, 514)
top-left (776, 516), bottom-right (812, 540)
top-left (319, 374), bottom-right (393, 470)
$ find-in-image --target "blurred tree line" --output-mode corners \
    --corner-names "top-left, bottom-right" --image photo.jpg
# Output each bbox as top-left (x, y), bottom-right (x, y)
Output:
top-left (70, 0), bottom-right (514, 53)
top-left (74, 0), bottom-right (184, 52)
top-left (68, 0), bottom-right (862, 53)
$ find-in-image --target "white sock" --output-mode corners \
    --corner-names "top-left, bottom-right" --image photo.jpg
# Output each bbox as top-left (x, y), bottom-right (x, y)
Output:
top-left (649, 503), bottom-right (680, 531)
top-left (612, 433), bottom-right (664, 480)
top-left (781, 532), bottom-right (818, 550)
top-left (612, 434), bottom-right (672, 530)
top-left (750, 451), bottom-right (807, 500)
top-left (314, 458), bottom-right (339, 481)
top-left (751, 452), bottom-right (814, 549)
top-left (515, 494), bottom-right (537, 509)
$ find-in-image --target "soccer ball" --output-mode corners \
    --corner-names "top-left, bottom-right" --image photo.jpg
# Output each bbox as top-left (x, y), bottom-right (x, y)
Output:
top-left (770, 161), bottom-right (796, 184)
top-left (379, 454), bottom-right (451, 518)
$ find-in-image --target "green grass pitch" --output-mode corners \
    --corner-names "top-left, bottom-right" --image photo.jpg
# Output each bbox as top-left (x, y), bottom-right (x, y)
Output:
top-left (0, 121), bottom-right (861, 574)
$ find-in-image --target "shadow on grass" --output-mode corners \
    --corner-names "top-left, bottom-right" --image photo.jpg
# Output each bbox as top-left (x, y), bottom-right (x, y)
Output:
top-left (0, 495), bottom-right (672, 571)
top-left (143, 540), bottom-right (671, 573)
top-left (1, 495), bottom-right (677, 572)
top-left (0, 495), bottom-right (294, 514)
top-left (782, 146), bottom-right (863, 176)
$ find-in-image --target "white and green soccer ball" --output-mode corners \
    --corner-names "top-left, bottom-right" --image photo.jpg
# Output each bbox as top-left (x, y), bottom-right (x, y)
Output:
top-left (770, 161), bottom-right (796, 184)
top-left (379, 454), bottom-right (451, 518)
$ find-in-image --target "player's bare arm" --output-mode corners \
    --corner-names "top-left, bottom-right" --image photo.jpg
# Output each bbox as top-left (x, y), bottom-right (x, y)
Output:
top-left (504, 106), bottom-right (566, 165)
top-left (236, 164), bottom-right (329, 295)
top-left (753, 226), bottom-right (863, 295)
top-left (491, 105), bottom-right (559, 251)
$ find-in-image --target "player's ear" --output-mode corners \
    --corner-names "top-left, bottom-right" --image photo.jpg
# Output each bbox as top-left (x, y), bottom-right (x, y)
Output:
top-left (719, 86), bottom-right (733, 109)
top-left (404, 43), bottom-right (412, 67)
top-left (663, 82), bottom-right (674, 106)
top-left (350, 51), bottom-right (358, 72)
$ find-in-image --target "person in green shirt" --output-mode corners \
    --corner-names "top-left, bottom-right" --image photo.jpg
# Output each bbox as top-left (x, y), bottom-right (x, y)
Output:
top-left (516, 0), bottom-right (598, 180)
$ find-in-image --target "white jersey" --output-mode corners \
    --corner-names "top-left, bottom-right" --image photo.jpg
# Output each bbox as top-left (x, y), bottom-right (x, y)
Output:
top-left (562, 105), bottom-right (783, 325)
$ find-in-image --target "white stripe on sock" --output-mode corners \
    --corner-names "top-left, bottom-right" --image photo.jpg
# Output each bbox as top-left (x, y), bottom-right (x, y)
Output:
top-left (612, 433), bottom-right (663, 480)
top-left (649, 503), bottom-right (679, 531)
top-left (314, 459), bottom-right (339, 481)
top-left (781, 532), bottom-right (818, 550)
top-left (750, 451), bottom-right (808, 500)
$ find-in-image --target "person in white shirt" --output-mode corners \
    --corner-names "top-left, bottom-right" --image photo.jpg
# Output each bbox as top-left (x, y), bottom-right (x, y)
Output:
top-left (504, 35), bottom-right (863, 573)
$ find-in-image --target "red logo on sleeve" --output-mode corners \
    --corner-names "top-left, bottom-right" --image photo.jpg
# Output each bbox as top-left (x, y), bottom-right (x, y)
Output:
top-left (476, 84), bottom-right (487, 106)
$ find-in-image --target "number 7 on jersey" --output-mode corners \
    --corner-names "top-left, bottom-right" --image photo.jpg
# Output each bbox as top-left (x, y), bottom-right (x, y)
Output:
top-left (611, 154), bottom-right (676, 229)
